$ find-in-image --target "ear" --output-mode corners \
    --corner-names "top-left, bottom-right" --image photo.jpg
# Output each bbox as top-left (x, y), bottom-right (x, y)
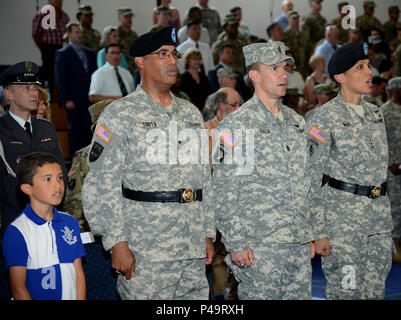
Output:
top-left (333, 73), bottom-right (345, 84)
top-left (135, 57), bottom-right (145, 70)
top-left (20, 183), bottom-right (33, 196)
top-left (3, 87), bottom-right (13, 101)
top-left (248, 69), bottom-right (259, 84)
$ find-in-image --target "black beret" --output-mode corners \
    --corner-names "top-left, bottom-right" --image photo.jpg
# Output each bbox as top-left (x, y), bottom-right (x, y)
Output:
top-left (328, 42), bottom-right (369, 75)
top-left (130, 26), bottom-right (177, 58)
top-left (0, 61), bottom-right (41, 87)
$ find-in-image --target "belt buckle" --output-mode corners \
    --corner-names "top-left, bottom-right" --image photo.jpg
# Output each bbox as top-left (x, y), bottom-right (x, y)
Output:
top-left (179, 188), bottom-right (194, 203)
top-left (370, 185), bottom-right (382, 199)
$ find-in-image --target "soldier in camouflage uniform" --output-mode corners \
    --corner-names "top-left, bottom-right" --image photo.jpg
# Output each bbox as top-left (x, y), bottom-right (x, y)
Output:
top-left (212, 41), bottom-right (314, 300)
top-left (382, 6), bottom-right (400, 44)
top-left (394, 43), bottom-right (401, 77)
top-left (380, 77), bottom-right (401, 263)
top-left (389, 23), bottom-right (401, 52)
top-left (306, 42), bottom-right (393, 299)
top-left (212, 14), bottom-right (248, 76)
top-left (77, 5), bottom-right (101, 53)
top-left (117, 8), bottom-right (138, 74)
top-left (331, 2), bottom-right (350, 45)
top-left (283, 11), bottom-right (308, 78)
top-left (82, 27), bottom-right (215, 300)
top-left (301, 0), bottom-right (327, 58)
top-left (148, 6), bottom-right (171, 33)
top-left (197, 0), bottom-right (221, 45)
top-left (63, 99), bottom-right (113, 232)
top-left (356, 1), bottom-right (382, 42)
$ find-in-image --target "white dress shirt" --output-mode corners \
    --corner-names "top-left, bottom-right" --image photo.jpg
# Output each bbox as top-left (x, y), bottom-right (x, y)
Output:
top-left (177, 38), bottom-right (214, 74)
top-left (89, 62), bottom-right (135, 97)
top-left (178, 24), bottom-right (210, 45)
top-left (9, 110), bottom-right (32, 134)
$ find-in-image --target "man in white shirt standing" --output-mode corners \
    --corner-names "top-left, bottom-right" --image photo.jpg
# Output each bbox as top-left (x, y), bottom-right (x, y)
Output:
top-left (89, 43), bottom-right (134, 103)
top-left (177, 20), bottom-right (214, 75)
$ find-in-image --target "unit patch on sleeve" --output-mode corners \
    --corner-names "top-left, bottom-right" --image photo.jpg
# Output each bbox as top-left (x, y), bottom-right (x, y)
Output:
top-left (308, 126), bottom-right (328, 143)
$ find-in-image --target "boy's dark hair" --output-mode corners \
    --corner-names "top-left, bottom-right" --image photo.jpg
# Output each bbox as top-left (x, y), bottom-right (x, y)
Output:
top-left (105, 43), bottom-right (121, 54)
top-left (16, 152), bottom-right (61, 186)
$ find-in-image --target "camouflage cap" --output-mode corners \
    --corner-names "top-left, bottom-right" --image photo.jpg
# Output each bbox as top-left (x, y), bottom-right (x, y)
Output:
top-left (223, 13), bottom-right (239, 25)
top-left (288, 11), bottom-right (300, 19)
top-left (314, 83), bottom-right (336, 94)
top-left (217, 67), bottom-right (237, 79)
top-left (157, 6), bottom-right (170, 15)
top-left (389, 6), bottom-right (400, 13)
top-left (243, 41), bottom-right (294, 68)
top-left (88, 99), bottom-right (114, 125)
top-left (286, 88), bottom-right (301, 96)
top-left (78, 5), bottom-right (93, 15)
top-left (388, 77), bottom-right (401, 90)
top-left (363, 1), bottom-right (376, 8)
top-left (338, 2), bottom-right (349, 10)
top-left (118, 7), bottom-right (134, 16)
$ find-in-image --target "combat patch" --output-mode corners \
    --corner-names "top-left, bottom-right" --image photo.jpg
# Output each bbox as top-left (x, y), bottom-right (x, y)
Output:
top-left (95, 124), bottom-right (112, 143)
top-left (68, 166), bottom-right (77, 177)
top-left (68, 178), bottom-right (76, 191)
top-left (308, 126), bottom-right (328, 143)
top-left (89, 142), bottom-right (104, 162)
top-left (220, 130), bottom-right (238, 148)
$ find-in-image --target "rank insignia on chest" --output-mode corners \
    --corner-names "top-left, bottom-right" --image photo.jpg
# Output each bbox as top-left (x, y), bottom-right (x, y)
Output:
top-left (220, 130), bottom-right (238, 148)
top-left (308, 126), bottom-right (328, 143)
top-left (95, 124), bottom-right (112, 143)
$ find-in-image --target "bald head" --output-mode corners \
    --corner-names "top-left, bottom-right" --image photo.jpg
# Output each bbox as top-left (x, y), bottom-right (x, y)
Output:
top-left (215, 87), bottom-right (241, 119)
top-left (281, 0), bottom-right (294, 13)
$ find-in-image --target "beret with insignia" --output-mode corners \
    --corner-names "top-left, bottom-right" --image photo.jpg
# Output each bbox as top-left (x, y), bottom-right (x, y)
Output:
top-left (130, 26), bottom-right (177, 57)
top-left (328, 42), bottom-right (369, 75)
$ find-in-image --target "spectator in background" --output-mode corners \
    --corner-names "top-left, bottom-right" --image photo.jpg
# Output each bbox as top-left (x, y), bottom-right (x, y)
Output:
top-left (356, 0), bottom-right (382, 42)
top-left (55, 22), bottom-right (97, 158)
top-left (117, 7), bottom-right (138, 74)
top-left (347, 28), bottom-right (362, 44)
top-left (230, 7), bottom-right (250, 42)
top-left (32, 0), bottom-right (69, 100)
top-left (330, 2), bottom-right (350, 45)
top-left (266, 22), bottom-right (284, 42)
top-left (34, 86), bottom-right (51, 120)
top-left (197, 0), bottom-right (221, 44)
top-left (149, 6), bottom-right (171, 33)
top-left (382, 6), bottom-right (400, 44)
top-left (180, 48), bottom-right (211, 111)
top-left (314, 25), bottom-right (341, 74)
top-left (77, 5), bottom-right (101, 53)
top-left (379, 60), bottom-right (394, 81)
top-left (97, 26), bottom-right (129, 70)
top-left (304, 83), bottom-right (337, 119)
top-left (274, 0), bottom-right (294, 31)
top-left (285, 50), bottom-right (305, 110)
top-left (362, 76), bottom-right (388, 106)
top-left (152, 0), bottom-right (181, 30)
top-left (178, 6), bottom-right (210, 45)
top-left (177, 20), bottom-right (214, 75)
top-left (304, 55), bottom-right (329, 109)
top-left (89, 44), bottom-right (134, 104)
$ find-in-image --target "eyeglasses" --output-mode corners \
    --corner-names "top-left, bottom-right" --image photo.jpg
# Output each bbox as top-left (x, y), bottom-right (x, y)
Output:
top-left (223, 101), bottom-right (240, 108)
top-left (150, 49), bottom-right (182, 60)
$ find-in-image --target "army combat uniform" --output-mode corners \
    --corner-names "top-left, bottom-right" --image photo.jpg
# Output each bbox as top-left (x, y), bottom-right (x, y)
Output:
top-left (306, 93), bottom-right (393, 299)
top-left (82, 86), bottom-right (215, 300)
top-left (212, 43), bottom-right (314, 301)
top-left (381, 83), bottom-right (401, 241)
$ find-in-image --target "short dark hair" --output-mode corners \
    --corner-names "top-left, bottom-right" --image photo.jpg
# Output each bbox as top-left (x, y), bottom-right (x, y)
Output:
top-left (378, 59), bottom-right (393, 74)
top-left (186, 20), bottom-right (200, 28)
top-left (66, 21), bottom-right (81, 33)
top-left (105, 43), bottom-right (121, 54)
top-left (217, 43), bottom-right (233, 55)
top-left (230, 6), bottom-right (241, 13)
top-left (16, 152), bottom-right (61, 186)
top-left (372, 76), bottom-right (386, 86)
top-left (266, 22), bottom-right (279, 37)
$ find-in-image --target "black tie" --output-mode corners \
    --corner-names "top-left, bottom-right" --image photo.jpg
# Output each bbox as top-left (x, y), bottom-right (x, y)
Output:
top-left (24, 121), bottom-right (32, 138)
top-left (114, 67), bottom-right (128, 97)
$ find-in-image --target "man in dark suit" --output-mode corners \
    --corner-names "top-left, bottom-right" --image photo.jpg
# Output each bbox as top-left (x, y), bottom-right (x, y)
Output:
top-left (208, 43), bottom-right (250, 99)
top-left (55, 21), bottom-right (97, 158)
top-left (0, 61), bottom-right (67, 239)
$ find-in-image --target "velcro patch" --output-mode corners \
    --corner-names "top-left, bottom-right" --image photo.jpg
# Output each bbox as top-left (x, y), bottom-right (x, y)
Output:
top-left (89, 142), bottom-right (104, 163)
top-left (68, 166), bottom-right (77, 178)
top-left (95, 124), bottom-right (112, 143)
top-left (308, 126), bottom-right (328, 143)
top-left (220, 130), bottom-right (238, 148)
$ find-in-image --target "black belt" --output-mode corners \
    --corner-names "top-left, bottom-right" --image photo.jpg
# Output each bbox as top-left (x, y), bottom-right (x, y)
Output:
top-left (327, 177), bottom-right (387, 199)
top-left (122, 185), bottom-right (202, 203)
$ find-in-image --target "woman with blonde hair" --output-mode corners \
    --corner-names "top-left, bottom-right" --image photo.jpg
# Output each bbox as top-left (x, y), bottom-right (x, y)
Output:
top-left (34, 86), bottom-right (51, 120)
top-left (97, 25), bottom-right (129, 70)
top-left (304, 55), bottom-right (329, 108)
top-left (179, 48), bottom-right (211, 111)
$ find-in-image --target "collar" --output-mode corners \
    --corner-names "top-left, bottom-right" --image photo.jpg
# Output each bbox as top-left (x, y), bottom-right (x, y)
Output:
top-left (69, 42), bottom-right (83, 51)
top-left (9, 109), bottom-right (32, 130)
top-left (104, 62), bottom-right (119, 70)
top-left (22, 203), bottom-right (64, 226)
top-left (137, 86), bottom-right (177, 114)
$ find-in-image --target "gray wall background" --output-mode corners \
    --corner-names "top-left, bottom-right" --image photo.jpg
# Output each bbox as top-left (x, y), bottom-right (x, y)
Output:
top-left (0, 0), bottom-right (399, 66)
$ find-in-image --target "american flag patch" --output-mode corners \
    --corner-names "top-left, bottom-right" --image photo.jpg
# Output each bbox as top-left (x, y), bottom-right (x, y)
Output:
top-left (220, 130), bottom-right (238, 148)
top-left (308, 126), bottom-right (327, 143)
top-left (95, 124), bottom-right (112, 143)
